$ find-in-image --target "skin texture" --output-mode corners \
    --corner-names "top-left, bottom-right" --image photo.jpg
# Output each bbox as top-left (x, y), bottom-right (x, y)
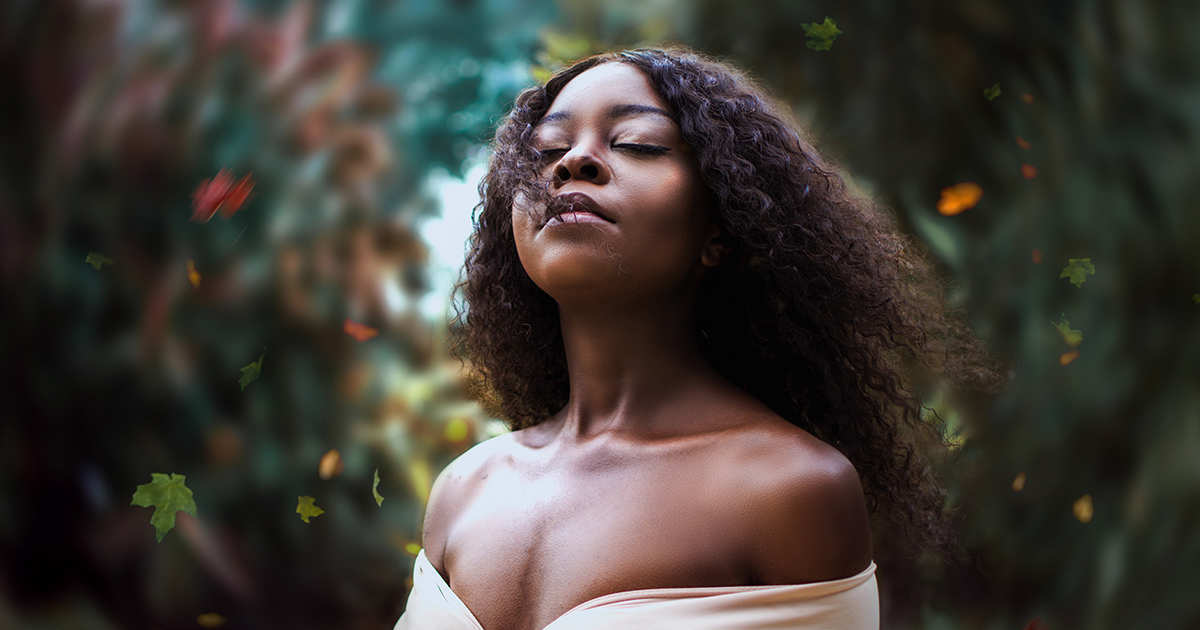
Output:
top-left (421, 64), bottom-right (873, 630)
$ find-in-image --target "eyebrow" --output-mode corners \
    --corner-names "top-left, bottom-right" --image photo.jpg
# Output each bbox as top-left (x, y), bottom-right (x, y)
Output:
top-left (541, 103), bottom-right (674, 125)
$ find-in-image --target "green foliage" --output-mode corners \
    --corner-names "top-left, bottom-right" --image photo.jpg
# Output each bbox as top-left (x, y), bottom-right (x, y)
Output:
top-left (373, 468), bottom-right (385, 506)
top-left (801, 17), bottom-right (842, 51)
top-left (130, 473), bottom-right (197, 542)
top-left (1052, 314), bottom-right (1083, 347)
top-left (238, 352), bottom-right (265, 391)
top-left (296, 496), bottom-right (324, 523)
top-left (85, 252), bottom-right (114, 270)
top-left (1060, 258), bottom-right (1096, 288)
top-left (983, 82), bottom-right (1002, 100)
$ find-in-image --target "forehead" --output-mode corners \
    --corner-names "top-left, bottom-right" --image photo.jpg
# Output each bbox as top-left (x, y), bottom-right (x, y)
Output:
top-left (542, 63), bottom-right (673, 122)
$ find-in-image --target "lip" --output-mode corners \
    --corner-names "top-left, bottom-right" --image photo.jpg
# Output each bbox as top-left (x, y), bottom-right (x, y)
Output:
top-left (544, 192), bottom-right (614, 226)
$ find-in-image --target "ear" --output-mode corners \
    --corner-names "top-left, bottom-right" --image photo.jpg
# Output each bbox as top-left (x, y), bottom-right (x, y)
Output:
top-left (700, 222), bottom-right (734, 267)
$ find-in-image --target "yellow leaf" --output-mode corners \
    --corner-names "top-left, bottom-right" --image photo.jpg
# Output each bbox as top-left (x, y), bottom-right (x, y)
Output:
top-left (197, 613), bottom-right (228, 628)
top-left (408, 457), bottom-right (433, 505)
top-left (1052, 314), bottom-right (1082, 347)
top-left (1012, 472), bottom-right (1026, 491)
top-left (297, 495), bottom-right (324, 523)
top-left (186, 259), bottom-right (201, 290)
top-left (1073, 494), bottom-right (1094, 523)
top-left (373, 468), bottom-right (384, 507)
top-left (405, 542), bottom-right (422, 556)
top-left (444, 418), bottom-right (469, 443)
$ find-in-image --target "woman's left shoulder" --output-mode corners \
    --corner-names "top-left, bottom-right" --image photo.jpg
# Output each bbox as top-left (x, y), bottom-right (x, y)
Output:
top-left (721, 417), bottom-right (874, 584)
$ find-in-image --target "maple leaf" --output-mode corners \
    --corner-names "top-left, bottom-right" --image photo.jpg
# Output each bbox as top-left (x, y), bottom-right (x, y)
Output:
top-left (191, 169), bottom-right (254, 223)
top-left (297, 495), bottom-right (324, 523)
top-left (131, 473), bottom-right (197, 542)
top-left (1073, 494), bottom-right (1094, 523)
top-left (801, 17), bottom-right (842, 51)
top-left (936, 182), bottom-right (983, 216)
top-left (343, 318), bottom-right (379, 342)
top-left (983, 83), bottom-right (1001, 100)
top-left (1060, 258), bottom-right (1095, 288)
top-left (373, 468), bottom-right (384, 506)
top-left (239, 352), bottom-right (265, 391)
top-left (86, 252), bottom-right (114, 270)
top-left (186, 259), bottom-right (201, 290)
top-left (1052, 314), bottom-right (1082, 347)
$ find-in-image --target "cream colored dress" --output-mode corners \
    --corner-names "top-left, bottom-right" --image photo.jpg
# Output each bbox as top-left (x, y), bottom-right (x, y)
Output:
top-left (394, 550), bottom-right (879, 630)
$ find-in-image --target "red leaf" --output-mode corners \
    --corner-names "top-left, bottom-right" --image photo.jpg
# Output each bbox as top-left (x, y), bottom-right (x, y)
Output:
top-left (219, 174), bottom-right (255, 219)
top-left (343, 318), bottom-right (379, 342)
top-left (190, 169), bottom-right (254, 223)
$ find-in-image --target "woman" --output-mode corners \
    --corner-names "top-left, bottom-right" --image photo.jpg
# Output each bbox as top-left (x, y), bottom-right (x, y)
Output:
top-left (396, 47), bottom-right (1000, 630)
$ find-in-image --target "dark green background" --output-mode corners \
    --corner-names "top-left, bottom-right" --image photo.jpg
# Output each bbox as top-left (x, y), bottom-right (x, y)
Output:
top-left (2, 0), bottom-right (1197, 628)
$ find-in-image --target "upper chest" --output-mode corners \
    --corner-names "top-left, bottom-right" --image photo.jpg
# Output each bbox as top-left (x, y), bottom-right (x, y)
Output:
top-left (442, 438), bottom-right (763, 630)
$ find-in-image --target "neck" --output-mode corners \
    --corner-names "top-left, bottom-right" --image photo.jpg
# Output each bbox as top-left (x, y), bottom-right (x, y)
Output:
top-left (553, 295), bottom-right (721, 440)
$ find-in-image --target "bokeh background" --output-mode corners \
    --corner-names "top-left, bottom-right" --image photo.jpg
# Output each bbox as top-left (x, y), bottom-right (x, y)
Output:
top-left (2, 0), bottom-right (1198, 628)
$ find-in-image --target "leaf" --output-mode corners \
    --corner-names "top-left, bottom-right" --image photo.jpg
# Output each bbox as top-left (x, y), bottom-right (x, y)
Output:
top-left (444, 417), bottom-right (469, 443)
top-left (343, 318), bottom-right (379, 342)
top-left (186, 259), bottom-right (201, 290)
top-left (1059, 258), bottom-right (1095, 288)
top-left (405, 542), bottom-right (422, 556)
top-left (373, 468), bottom-right (384, 507)
top-left (801, 17), bottom-right (843, 51)
top-left (1191, 293), bottom-right (1199, 304)
top-left (936, 182), bottom-right (983, 216)
top-left (983, 82), bottom-right (1001, 100)
top-left (239, 352), bottom-right (265, 391)
top-left (1073, 494), bottom-right (1094, 523)
top-left (1016, 136), bottom-right (1032, 150)
top-left (297, 495), bottom-right (325, 523)
top-left (1022, 614), bottom-right (1050, 630)
top-left (1031, 249), bottom-right (1043, 264)
top-left (191, 169), bottom-right (255, 223)
top-left (1020, 92), bottom-right (1035, 104)
top-left (196, 613), bottom-right (228, 628)
top-left (1052, 314), bottom-right (1082, 347)
top-left (86, 252), bottom-right (114, 270)
top-left (1012, 472), bottom-right (1026, 491)
top-left (318, 448), bottom-right (344, 480)
top-left (1021, 163), bottom-right (1038, 179)
top-left (130, 473), bottom-right (197, 542)
top-left (1059, 349), bottom-right (1080, 365)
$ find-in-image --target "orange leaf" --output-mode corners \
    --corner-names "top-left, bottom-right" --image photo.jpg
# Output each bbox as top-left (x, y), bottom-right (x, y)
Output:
top-left (1012, 472), bottom-right (1026, 491)
top-left (1031, 249), bottom-right (1043, 264)
top-left (1021, 163), bottom-right (1038, 179)
top-left (936, 182), bottom-right (984, 216)
top-left (1016, 136), bottom-right (1032, 150)
top-left (1073, 494), bottom-right (1094, 523)
top-left (343, 318), bottom-right (379, 342)
top-left (186, 259), bottom-right (201, 290)
top-left (1059, 349), bottom-right (1080, 365)
top-left (318, 449), bottom-right (344, 480)
top-left (1020, 93), bottom-right (1035, 104)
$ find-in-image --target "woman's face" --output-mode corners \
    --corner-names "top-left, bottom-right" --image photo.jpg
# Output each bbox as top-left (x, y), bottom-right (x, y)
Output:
top-left (512, 62), bottom-right (718, 305)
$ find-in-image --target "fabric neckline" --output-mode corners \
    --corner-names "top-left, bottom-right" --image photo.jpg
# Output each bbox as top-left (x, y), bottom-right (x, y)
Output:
top-left (413, 549), bottom-right (877, 630)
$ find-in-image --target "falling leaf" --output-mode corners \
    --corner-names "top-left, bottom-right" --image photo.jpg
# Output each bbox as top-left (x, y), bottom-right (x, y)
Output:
top-left (86, 252), bottom-right (114, 270)
top-left (186, 259), bottom-right (201, 290)
top-left (408, 457), bottom-right (433, 505)
top-left (239, 352), bottom-right (265, 391)
top-left (1073, 494), bottom-right (1094, 523)
top-left (1059, 349), bottom-right (1080, 365)
top-left (197, 613), bottom-right (228, 628)
top-left (1021, 163), bottom-right (1038, 179)
top-left (1016, 136), bottom-right (1032, 150)
top-left (1020, 93), bottom-right (1035, 104)
top-left (1060, 258), bottom-right (1095, 288)
top-left (131, 473), bottom-right (197, 542)
top-left (373, 468), bottom-right (384, 506)
top-left (405, 542), bottom-right (422, 556)
top-left (1022, 614), bottom-right (1050, 630)
top-left (444, 418), bottom-right (469, 443)
top-left (1052, 314), bottom-right (1082, 347)
top-left (344, 318), bottom-right (379, 342)
top-left (1191, 293), bottom-right (1199, 304)
top-left (1031, 249), bottom-right (1043, 264)
top-left (191, 169), bottom-right (255, 223)
top-left (318, 449), bottom-right (344, 480)
top-left (297, 495), bottom-right (324, 523)
top-left (1012, 472), bottom-right (1026, 491)
top-left (983, 83), bottom-right (1001, 100)
top-left (936, 182), bottom-right (983, 216)
top-left (801, 17), bottom-right (843, 51)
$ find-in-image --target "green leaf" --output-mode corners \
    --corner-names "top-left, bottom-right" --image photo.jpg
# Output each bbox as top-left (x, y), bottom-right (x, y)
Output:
top-left (373, 468), bottom-right (385, 506)
top-left (297, 495), bottom-right (325, 523)
top-left (86, 252), bottom-right (114, 270)
top-left (1052, 314), bottom-right (1083, 347)
top-left (984, 83), bottom-right (1001, 100)
top-left (1060, 258), bottom-right (1096, 288)
top-left (131, 473), bottom-right (197, 542)
top-left (239, 352), bottom-right (265, 391)
top-left (802, 17), bottom-right (843, 51)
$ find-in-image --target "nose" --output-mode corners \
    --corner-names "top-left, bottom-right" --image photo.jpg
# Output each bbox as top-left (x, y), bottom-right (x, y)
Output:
top-left (553, 143), bottom-right (610, 187)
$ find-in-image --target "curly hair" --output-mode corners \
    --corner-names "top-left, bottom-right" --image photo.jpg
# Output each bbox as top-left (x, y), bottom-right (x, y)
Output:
top-left (454, 47), bottom-right (1005, 559)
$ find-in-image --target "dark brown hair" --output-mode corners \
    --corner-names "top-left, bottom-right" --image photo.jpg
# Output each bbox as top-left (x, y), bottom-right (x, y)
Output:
top-left (455, 47), bottom-right (1004, 558)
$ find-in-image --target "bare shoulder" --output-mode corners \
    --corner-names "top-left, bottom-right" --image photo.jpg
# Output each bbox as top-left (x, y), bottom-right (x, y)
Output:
top-left (420, 431), bottom-right (517, 575)
top-left (721, 417), bottom-right (873, 585)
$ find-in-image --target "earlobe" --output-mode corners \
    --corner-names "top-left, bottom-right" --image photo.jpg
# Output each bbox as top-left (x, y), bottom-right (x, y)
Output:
top-left (700, 225), bottom-right (733, 267)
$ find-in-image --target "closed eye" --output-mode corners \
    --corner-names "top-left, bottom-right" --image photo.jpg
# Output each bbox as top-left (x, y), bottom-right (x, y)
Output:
top-left (614, 143), bottom-right (670, 156)
top-left (538, 148), bottom-right (569, 161)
